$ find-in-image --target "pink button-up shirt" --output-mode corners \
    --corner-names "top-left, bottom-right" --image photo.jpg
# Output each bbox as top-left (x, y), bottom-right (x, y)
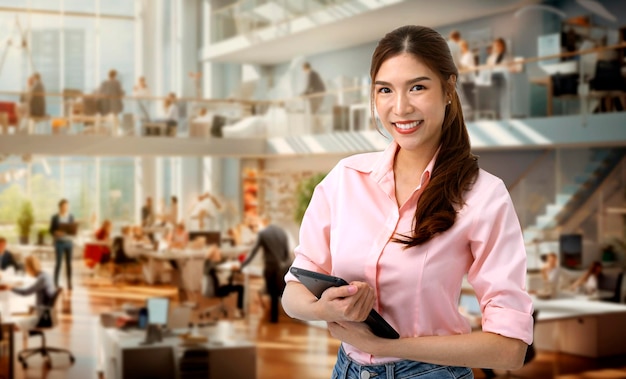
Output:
top-left (285, 141), bottom-right (534, 365)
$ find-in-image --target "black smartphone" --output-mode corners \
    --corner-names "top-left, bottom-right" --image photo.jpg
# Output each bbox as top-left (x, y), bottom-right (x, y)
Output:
top-left (290, 266), bottom-right (400, 339)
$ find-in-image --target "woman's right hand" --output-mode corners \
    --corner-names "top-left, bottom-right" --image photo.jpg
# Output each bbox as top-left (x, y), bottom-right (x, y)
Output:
top-left (316, 281), bottom-right (375, 323)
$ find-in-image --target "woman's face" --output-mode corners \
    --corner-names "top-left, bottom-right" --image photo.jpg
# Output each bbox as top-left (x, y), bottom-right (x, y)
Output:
top-left (374, 53), bottom-right (448, 154)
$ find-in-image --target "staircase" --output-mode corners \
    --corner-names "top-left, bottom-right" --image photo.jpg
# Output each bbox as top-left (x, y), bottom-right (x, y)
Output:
top-left (524, 147), bottom-right (626, 243)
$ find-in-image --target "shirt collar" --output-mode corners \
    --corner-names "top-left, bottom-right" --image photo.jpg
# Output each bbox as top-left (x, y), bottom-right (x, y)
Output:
top-left (344, 141), bottom-right (440, 187)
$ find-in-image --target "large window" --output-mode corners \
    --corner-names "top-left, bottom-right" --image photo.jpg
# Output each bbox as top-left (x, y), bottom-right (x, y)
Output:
top-left (0, 1), bottom-right (135, 111)
top-left (0, 156), bottom-right (136, 242)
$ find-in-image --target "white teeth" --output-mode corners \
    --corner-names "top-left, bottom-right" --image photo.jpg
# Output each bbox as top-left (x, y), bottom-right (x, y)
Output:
top-left (394, 120), bottom-right (421, 130)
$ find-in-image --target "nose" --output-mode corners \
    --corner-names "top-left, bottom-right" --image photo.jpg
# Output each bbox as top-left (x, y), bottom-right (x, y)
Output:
top-left (394, 92), bottom-right (413, 115)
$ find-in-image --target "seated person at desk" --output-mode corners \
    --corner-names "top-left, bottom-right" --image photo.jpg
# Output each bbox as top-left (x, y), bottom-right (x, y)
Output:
top-left (167, 223), bottom-right (189, 250)
top-left (94, 219), bottom-right (113, 243)
top-left (5, 255), bottom-right (56, 348)
top-left (200, 246), bottom-right (244, 319)
top-left (569, 261), bottom-right (602, 296)
top-left (131, 225), bottom-right (152, 246)
top-left (0, 236), bottom-right (22, 273)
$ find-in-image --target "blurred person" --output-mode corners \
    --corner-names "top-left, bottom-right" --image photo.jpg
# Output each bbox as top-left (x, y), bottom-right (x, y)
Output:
top-left (167, 222), bottom-right (189, 250)
top-left (162, 92), bottom-right (179, 136)
top-left (98, 69), bottom-right (125, 116)
top-left (569, 261), bottom-right (603, 295)
top-left (447, 30), bottom-right (462, 69)
top-left (540, 252), bottom-right (560, 295)
top-left (0, 236), bottom-right (22, 273)
top-left (201, 245), bottom-right (245, 319)
top-left (302, 62), bottom-right (326, 114)
top-left (7, 255), bottom-right (56, 347)
top-left (486, 37), bottom-right (509, 119)
top-left (94, 220), bottom-right (113, 243)
top-left (458, 39), bottom-right (477, 115)
top-left (49, 199), bottom-right (75, 290)
top-left (133, 76), bottom-right (151, 130)
top-left (29, 72), bottom-right (46, 118)
top-left (302, 62), bottom-right (326, 134)
top-left (240, 215), bottom-right (291, 323)
top-left (141, 196), bottom-right (155, 227)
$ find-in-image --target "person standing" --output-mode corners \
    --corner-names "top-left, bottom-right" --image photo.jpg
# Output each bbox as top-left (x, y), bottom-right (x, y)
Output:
top-left (240, 216), bottom-right (291, 323)
top-left (486, 37), bottom-right (509, 119)
top-left (459, 39), bottom-right (477, 116)
top-left (282, 25), bottom-right (532, 377)
top-left (49, 199), bottom-right (75, 290)
top-left (141, 196), bottom-right (155, 227)
top-left (99, 69), bottom-right (125, 116)
top-left (29, 72), bottom-right (47, 118)
top-left (447, 30), bottom-right (462, 70)
top-left (302, 62), bottom-right (326, 133)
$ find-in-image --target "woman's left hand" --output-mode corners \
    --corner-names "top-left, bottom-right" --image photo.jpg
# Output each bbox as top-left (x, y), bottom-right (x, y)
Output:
top-left (327, 321), bottom-right (382, 355)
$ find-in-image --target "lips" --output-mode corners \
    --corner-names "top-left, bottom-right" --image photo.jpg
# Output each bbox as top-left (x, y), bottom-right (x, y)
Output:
top-left (392, 120), bottom-right (422, 134)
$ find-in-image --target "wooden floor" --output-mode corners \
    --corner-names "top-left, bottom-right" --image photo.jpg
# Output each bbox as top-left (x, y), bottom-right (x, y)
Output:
top-left (7, 261), bottom-right (626, 379)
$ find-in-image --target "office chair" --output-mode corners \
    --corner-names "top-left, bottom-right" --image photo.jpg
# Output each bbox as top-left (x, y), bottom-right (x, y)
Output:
top-left (598, 271), bottom-right (624, 303)
top-left (200, 261), bottom-right (243, 321)
top-left (17, 288), bottom-right (75, 369)
top-left (111, 237), bottom-right (141, 283)
top-left (589, 59), bottom-right (626, 112)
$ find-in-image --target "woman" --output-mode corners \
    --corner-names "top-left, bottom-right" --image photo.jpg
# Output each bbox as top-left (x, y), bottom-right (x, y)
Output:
top-left (95, 219), bottom-right (113, 242)
top-left (569, 261), bottom-right (602, 295)
top-left (458, 39), bottom-right (477, 116)
top-left (8, 255), bottom-right (56, 347)
top-left (282, 25), bottom-right (533, 378)
top-left (486, 37), bottom-right (509, 119)
top-left (167, 222), bottom-right (189, 250)
top-left (49, 198), bottom-right (75, 290)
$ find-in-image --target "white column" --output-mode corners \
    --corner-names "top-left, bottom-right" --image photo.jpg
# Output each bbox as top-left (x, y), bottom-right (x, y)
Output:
top-left (134, 0), bottom-right (144, 80)
top-left (134, 157), bottom-right (143, 225)
top-left (154, 0), bottom-right (165, 99)
top-left (94, 157), bottom-right (100, 226)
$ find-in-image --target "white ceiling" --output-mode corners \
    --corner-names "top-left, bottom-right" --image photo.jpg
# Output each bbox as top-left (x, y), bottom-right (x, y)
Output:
top-left (206, 0), bottom-right (539, 64)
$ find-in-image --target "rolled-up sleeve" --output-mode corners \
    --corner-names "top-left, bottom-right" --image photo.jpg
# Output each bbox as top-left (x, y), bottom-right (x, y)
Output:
top-left (467, 179), bottom-right (534, 345)
top-left (284, 172), bottom-right (335, 283)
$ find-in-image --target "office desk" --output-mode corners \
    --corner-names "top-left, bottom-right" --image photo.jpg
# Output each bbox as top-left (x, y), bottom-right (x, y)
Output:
top-left (97, 323), bottom-right (256, 379)
top-left (533, 295), bottom-right (626, 357)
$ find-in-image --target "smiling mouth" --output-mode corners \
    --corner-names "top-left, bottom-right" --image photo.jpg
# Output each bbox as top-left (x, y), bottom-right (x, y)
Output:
top-left (392, 120), bottom-right (423, 131)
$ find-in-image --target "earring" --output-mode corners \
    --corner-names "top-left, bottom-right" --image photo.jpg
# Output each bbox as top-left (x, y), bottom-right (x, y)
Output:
top-left (447, 100), bottom-right (451, 105)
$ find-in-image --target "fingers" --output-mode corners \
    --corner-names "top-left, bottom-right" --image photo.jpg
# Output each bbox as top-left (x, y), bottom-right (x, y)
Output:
top-left (321, 281), bottom-right (375, 322)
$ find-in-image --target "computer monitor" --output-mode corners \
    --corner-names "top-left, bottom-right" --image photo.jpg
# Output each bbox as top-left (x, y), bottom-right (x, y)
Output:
top-left (559, 233), bottom-right (582, 269)
top-left (147, 297), bottom-right (169, 326)
top-left (188, 231), bottom-right (221, 247)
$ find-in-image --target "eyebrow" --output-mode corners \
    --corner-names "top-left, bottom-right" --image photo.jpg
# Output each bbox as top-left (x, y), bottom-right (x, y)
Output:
top-left (374, 76), bottom-right (432, 86)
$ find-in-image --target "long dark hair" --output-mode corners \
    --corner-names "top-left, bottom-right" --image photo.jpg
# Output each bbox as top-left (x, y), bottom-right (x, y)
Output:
top-left (370, 25), bottom-right (479, 248)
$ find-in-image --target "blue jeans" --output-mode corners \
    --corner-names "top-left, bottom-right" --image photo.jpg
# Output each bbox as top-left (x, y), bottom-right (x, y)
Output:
top-left (332, 345), bottom-right (473, 379)
top-left (54, 239), bottom-right (73, 289)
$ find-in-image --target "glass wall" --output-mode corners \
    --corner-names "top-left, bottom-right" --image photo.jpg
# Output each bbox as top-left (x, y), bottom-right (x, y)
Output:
top-left (0, 1), bottom-right (135, 110)
top-left (0, 156), bottom-right (135, 242)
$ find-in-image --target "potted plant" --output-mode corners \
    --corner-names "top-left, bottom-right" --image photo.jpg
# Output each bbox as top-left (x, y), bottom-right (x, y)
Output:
top-left (294, 173), bottom-right (326, 225)
top-left (37, 226), bottom-right (48, 246)
top-left (16, 200), bottom-right (34, 245)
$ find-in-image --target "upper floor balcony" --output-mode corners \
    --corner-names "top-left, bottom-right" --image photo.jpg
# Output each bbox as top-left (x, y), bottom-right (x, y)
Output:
top-left (1, 42), bottom-right (625, 157)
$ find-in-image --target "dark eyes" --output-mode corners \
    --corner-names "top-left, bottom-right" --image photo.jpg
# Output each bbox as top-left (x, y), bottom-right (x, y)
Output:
top-left (376, 85), bottom-right (425, 94)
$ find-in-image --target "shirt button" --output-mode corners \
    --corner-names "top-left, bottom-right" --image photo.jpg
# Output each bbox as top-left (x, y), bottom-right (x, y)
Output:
top-left (360, 371), bottom-right (371, 379)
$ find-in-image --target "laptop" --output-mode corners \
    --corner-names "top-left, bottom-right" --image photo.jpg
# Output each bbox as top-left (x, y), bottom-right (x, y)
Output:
top-left (59, 222), bottom-right (78, 236)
